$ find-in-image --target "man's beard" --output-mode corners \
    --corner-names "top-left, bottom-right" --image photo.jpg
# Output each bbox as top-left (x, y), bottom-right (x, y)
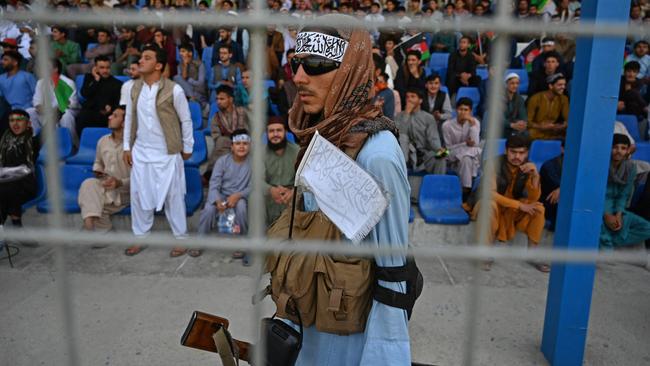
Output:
top-left (268, 137), bottom-right (288, 151)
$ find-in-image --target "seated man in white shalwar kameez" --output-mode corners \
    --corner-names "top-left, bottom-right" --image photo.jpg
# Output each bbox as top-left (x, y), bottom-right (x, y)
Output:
top-left (122, 44), bottom-right (194, 257)
top-left (442, 97), bottom-right (482, 198)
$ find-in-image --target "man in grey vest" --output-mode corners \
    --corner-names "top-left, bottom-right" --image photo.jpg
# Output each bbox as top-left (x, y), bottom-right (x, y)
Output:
top-left (122, 44), bottom-right (194, 257)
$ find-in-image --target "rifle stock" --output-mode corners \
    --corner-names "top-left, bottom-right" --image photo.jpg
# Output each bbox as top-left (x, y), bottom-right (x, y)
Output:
top-left (181, 311), bottom-right (253, 363)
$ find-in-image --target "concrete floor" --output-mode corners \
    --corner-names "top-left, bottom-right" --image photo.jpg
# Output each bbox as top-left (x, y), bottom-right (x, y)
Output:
top-left (1, 215), bottom-right (649, 366)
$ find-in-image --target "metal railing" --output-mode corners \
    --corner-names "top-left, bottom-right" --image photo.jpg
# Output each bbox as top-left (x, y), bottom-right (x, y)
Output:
top-left (1, 1), bottom-right (645, 365)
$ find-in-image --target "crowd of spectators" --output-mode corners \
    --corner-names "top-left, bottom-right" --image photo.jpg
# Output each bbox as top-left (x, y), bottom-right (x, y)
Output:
top-left (0, 0), bottom-right (649, 258)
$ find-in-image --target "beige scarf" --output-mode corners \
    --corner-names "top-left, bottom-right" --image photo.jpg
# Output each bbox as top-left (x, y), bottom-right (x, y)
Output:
top-left (288, 15), bottom-right (385, 162)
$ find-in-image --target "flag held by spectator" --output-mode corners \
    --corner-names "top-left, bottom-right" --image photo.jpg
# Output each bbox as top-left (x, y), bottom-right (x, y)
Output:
top-left (52, 74), bottom-right (74, 113)
top-left (396, 33), bottom-right (430, 62)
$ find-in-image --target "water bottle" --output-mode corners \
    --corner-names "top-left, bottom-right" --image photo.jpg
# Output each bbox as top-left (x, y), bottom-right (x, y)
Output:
top-left (217, 207), bottom-right (236, 234)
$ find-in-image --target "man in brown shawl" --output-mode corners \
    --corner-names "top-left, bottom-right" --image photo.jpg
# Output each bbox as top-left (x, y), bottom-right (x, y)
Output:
top-left (284, 14), bottom-right (412, 366)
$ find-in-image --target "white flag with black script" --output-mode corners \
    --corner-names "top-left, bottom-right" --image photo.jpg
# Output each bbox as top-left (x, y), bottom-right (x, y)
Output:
top-left (295, 131), bottom-right (389, 243)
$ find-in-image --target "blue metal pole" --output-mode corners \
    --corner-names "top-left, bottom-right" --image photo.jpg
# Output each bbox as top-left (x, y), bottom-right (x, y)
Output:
top-left (540, 1), bottom-right (631, 365)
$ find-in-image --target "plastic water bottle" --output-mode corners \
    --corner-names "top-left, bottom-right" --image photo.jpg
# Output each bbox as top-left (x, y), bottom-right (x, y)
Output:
top-left (217, 208), bottom-right (236, 234)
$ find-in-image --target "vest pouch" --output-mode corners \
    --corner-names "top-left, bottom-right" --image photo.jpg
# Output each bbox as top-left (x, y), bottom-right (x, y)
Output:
top-left (266, 207), bottom-right (341, 327)
top-left (267, 252), bottom-right (317, 327)
top-left (314, 254), bottom-right (374, 334)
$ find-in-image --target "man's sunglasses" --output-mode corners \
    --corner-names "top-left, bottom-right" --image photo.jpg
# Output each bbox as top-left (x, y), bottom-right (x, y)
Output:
top-left (290, 56), bottom-right (340, 76)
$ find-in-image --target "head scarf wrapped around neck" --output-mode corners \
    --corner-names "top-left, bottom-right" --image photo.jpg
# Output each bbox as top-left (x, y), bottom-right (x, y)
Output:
top-left (609, 133), bottom-right (634, 185)
top-left (289, 14), bottom-right (396, 162)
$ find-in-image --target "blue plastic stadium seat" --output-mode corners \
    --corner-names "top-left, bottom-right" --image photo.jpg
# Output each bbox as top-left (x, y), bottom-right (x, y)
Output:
top-left (438, 67), bottom-right (447, 84)
top-left (530, 140), bottom-right (562, 170)
top-left (185, 130), bottom-right (207, 167)
top-left (202, 46), bottom-right (213, 72)
top-left (264, 79), bottom-right (276, 90)
top-left (189, 101), bottom-right (203, 130)
top-left (82, 43), bottom-right (98, 63)
top-left (185, 167), bottom-right (203, 215)
top-left (115, 75), bottom-right (130, 83)
top-left (418, 175), bottom-right (470, 225)
top-left (456, 87), bottom-right (480, 113)
top-left (203, 101), bottom-right (220, 136)
top-left (22, 164), bottom-right (47, 210)
top-left (616, 114), bottom-right (642, 142)
top-left (482, 139), bottom-right (506, 160)
top-left (428, 53), bottom-right (449, 71)
top-left (409, 206), bottom-right (415, 223)
top-left (36, 165), bottom-right (94, 213)
top-left (37, 127), bottom-right (74, 164)
top-left (456, 87), bottom-right (480, 104)
top-left (76, 74), bottom-right (86, 103)
top-left (633, 142), bottom-right (650, 162)
top-left (476, 67), bottom-right (488, 80)
top-left (66, 127), bottom-right (111, 165)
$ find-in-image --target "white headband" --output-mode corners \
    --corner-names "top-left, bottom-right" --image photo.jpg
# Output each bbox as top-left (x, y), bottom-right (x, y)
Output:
top-left (295, 31), bottom-right (349, 63)
top-left (232, 134), bottom-right (251, 142)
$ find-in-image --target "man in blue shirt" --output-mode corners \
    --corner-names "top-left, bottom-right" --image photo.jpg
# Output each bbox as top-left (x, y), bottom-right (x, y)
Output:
top-left (0, 51), bottom-right (36, 134)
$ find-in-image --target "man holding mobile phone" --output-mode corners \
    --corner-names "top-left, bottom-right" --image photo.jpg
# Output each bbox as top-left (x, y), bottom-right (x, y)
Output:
top-left (78, 106), bottom-right (130, 238)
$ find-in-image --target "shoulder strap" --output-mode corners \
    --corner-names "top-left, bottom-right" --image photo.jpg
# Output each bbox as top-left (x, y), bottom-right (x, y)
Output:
top-left (212, 327), bottom-right (239, 366)
top-left (373, 257), bottom-right (423, 320)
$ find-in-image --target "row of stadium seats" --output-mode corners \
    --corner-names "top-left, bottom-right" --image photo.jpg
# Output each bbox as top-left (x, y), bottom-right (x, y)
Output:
top-left (411, 139), bottom-right (650, 225)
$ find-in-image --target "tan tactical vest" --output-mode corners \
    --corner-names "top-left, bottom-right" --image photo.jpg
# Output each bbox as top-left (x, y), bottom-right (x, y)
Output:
top-left (265, 143), bottom-right (374, 335)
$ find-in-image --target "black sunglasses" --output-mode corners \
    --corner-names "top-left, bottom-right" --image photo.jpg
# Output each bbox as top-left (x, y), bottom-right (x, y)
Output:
top-left (290, 56), bottom-right (341, 76)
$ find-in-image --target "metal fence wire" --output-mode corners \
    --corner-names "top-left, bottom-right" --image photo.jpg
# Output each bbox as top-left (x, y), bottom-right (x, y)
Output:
top-left (1, 1), bottom-right (648, 365)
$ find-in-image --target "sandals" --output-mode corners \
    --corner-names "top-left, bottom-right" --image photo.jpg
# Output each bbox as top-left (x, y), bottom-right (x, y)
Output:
top-left (170, 247), bottom-right (188, 257)
top-left (125, 245), bottom-right (147, 256)
top-left (481, 260), bottom-right (494, 271)
top-left (530, 262), bottom-right (551, 273)
top-left (187, 249), bottom-right (203, 257)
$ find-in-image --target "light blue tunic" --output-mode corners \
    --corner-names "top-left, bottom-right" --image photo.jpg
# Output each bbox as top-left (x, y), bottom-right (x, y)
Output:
top-left (295, 130), bottom-right (412, 366)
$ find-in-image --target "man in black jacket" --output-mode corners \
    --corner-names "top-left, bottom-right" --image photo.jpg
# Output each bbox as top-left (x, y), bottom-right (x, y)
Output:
top-left (445, 35), bottom-right (481, 96)
top-left (75, 55), bottom-right (123, 137)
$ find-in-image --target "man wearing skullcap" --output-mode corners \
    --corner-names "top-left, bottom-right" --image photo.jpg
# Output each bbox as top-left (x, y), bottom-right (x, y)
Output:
top-left (503, 72), bottom-right (528, 138)
top-left (526, 73), bottom-right (569, 140)
top-left (600, 134), bottom-right (650, 248)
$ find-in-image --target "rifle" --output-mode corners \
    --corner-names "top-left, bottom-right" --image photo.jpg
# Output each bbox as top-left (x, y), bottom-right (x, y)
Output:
top-left (181, 311), bottom-right (438, 366)
top-left (180, 311), bottom-right (252, 363)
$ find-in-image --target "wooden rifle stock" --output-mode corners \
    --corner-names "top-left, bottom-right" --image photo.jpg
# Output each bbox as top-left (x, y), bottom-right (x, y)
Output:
top-left (180, 311), bottom-right (253, 363)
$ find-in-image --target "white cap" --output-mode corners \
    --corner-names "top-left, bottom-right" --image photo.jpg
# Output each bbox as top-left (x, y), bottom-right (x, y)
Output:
top-left (504, 72), bottom-right (520, 83)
